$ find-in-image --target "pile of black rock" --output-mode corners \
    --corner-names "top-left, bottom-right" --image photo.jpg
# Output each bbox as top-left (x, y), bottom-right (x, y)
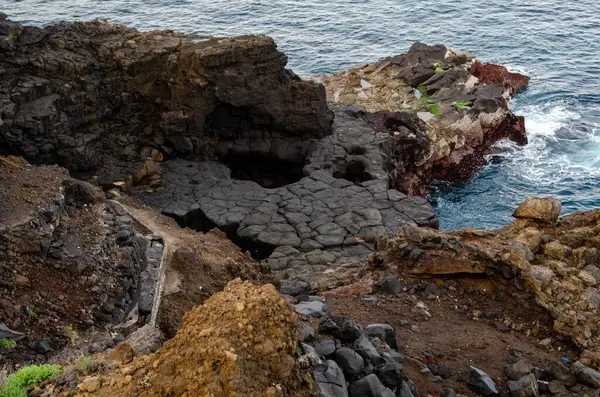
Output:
top-left (299, 315), bottom-right (414, 397)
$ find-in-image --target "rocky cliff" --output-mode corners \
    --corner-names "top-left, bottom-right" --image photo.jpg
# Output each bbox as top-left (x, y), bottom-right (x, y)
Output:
top-left (0, 13), bottom-right (333, 178)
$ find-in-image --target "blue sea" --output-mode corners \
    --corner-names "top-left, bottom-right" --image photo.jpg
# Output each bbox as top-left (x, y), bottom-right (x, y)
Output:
top-left (5, 0), bottom-right (600, 230)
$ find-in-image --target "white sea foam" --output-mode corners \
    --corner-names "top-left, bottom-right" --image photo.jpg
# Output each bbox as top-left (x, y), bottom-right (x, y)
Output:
top-left (494, 101), bottom-right (600, 186)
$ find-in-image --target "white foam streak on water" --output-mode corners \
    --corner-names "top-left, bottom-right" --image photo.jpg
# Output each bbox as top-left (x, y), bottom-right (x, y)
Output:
top-left (498, 102), bottom-right (600, 184)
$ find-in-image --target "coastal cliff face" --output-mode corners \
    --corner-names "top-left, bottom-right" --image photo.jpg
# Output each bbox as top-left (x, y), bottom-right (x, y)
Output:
top-left (0, 13), bottom-right (333, 176)
top-left (319, 42), bottom-right (530, 194)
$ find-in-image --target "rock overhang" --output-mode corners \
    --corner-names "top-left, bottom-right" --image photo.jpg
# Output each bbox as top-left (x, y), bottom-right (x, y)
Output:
top-left (0, 15), bottom-right (333, 174)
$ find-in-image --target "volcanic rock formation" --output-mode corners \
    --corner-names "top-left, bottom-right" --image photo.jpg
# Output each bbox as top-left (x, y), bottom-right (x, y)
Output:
top-left (319, 42), bottom-right (530, 194)
top-left (0, 13), bottom-right (333, 176)
top-left (0, 15), bottom-right (529, 291)
top-left (132, 103), bottom-right (439, 289)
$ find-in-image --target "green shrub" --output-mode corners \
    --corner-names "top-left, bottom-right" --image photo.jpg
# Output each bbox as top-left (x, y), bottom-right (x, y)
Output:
top-left (0, 339), bottom-right (16, 350)
top-left (0, 364), bottom-right (61, 397)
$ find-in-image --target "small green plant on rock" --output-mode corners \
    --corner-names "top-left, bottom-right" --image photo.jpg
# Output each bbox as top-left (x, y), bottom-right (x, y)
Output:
top-left (81, 356), bottom-right (96, 375)
top-left (63, 325), bottom-right (80, 347)
top-left (455, 101), bottom-right (472, 110)
top-left (26, 308), bottom-right (37, 320)
top-left (428, 103), bottom-right (441, 115)
top-left (0, 364), bottom-right (61, 397)
top-left (434, 62), bottom-right (445, 73)
top-left (0, 339), bottom-right (16, 350)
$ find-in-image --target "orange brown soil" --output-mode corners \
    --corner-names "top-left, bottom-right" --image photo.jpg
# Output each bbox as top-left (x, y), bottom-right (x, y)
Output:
top-left (74, 280), bottom-right (318, 397)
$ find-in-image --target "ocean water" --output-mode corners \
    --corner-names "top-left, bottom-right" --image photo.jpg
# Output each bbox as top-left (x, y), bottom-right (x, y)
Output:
top-left (5, 0), bottom-right (600, 230)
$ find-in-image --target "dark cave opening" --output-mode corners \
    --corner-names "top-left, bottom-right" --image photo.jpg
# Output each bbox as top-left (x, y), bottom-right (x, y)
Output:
top-left (204, 102), bottom-right (307, 188)
top-left (161, 102), bottom-right (310, 258)
top-left (167, 207), bottom-right (277, 261)
top-left (204, 103), bottom-right (274, 139)
top-left (333, 159), bottom-right (372, 184)
top-left (222, 152), bottom-right (305, 188)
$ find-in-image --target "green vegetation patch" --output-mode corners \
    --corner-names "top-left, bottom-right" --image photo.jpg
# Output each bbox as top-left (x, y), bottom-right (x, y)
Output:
top-left (0, 364), bottom-right (61, 397)
top-left (455, 101), bottom-right (472, 110)
top-left (434, 62), bottom-right (446, 74)
top-left (417, 85), bottom-right (429, 101)
top-left (0, 339), bottom-right (16, 350)
top-left (428, 103), bottom-right (441, 115)
top-left (26, 308), bottom-right (37, 320)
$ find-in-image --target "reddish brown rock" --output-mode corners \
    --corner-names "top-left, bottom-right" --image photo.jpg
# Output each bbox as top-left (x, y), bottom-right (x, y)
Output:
top-left (470, 60), bottom-right (531, 94)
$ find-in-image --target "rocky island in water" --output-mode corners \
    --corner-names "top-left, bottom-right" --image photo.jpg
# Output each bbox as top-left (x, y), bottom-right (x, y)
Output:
top-left (2, 13), bottom-right (600, 397)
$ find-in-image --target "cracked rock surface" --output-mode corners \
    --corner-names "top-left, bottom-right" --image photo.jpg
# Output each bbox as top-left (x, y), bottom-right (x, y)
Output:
top-left (134, 104), bottom-right (438, 287)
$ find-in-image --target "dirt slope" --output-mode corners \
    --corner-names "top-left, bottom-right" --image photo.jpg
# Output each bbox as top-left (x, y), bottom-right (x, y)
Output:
top-left (75, 280), bottom-right (318, 397)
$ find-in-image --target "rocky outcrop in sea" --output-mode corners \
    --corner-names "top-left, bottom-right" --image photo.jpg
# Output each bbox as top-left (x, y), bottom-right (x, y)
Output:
top-left (318, 42), bottom-right (529, 194)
